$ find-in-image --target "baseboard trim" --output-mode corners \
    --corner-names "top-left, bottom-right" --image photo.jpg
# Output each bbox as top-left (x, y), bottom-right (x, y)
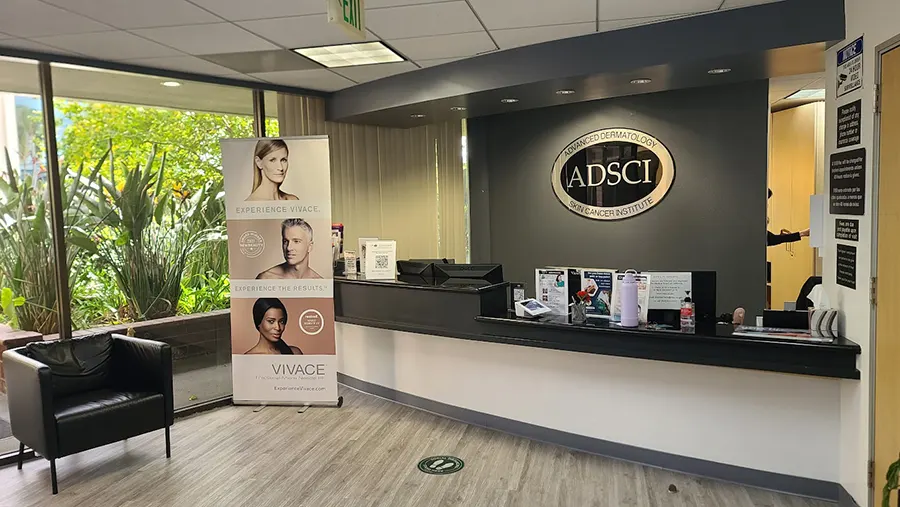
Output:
top-left (838, 485), bottom-right (863, 507)
top-left (338, 372), bottom-right (840, 502)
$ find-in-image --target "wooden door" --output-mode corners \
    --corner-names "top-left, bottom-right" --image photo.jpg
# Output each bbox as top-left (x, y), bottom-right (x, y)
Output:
top-left (874, 44), bottom-right (900, 499)
top-left (768, 104), bottom-right (817, 309)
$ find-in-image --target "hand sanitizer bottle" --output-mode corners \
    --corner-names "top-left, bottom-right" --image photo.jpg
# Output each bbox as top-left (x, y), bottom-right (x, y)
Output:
top-left (680, 291), bottom-right (695, 333)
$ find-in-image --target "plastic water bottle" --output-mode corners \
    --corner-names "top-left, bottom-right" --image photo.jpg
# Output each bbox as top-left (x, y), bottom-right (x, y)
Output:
top-left (620, 270), bottom-right (639, 328)
top-left (680, 291), bottom-right (695, 333)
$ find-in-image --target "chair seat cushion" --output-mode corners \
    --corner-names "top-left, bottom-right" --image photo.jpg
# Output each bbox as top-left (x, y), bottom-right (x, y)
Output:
top-left (55, 389), bottom-right (166, 457)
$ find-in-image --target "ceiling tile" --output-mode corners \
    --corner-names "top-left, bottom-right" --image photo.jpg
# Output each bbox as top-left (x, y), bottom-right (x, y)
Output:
top-left (0, 0), bottom-right (112, 38)
top-left (201, 50), bottom-right (321, 73)
top-left (41, 0), bottom-right (220, 29)
top-left (249, 69), bottom-right (355, 91)
top-left (491, 22), bottom-right (595, 50)
top-left (31, 31), bottom-right (183, 60)
top-left (389, 31), bottom-right (494, 61)
top-left (132, 23), bottom-right (279, 54)
top-left (596, 0), bottom-right (720, 20)
top-left (416, 57), bottom-right (464, 67)
top-left (238, 15), bottom-right (377, 49)
top-left (0, 38), bottom-right (83, 56)
top-left (218, 73), bottom-right (266, 82)
top-left (720, 0), bottom-right (783, 8)
top-left (121, 55), bottom-right (240, 76)
top-left (187, 0), bottom-right (326, 21)
top-left (366, 0), bottom-right (449, 6)
top-left (332, 61), bottom-right (418, 83)
top-left (597, 15), bottom-right (676, 33)
top-left (366, 2), bottom-right (482, 39)
top-left (468, 0), bottom-right (594, 30)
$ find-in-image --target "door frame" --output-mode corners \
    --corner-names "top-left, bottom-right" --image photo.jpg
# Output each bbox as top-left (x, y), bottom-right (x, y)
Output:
top-left (870, 32), bottom-right (900, 505)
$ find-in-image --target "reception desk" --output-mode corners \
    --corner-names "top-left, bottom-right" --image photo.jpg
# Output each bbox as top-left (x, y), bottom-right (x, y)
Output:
top-left (334, 276), bottom-right (860, 500)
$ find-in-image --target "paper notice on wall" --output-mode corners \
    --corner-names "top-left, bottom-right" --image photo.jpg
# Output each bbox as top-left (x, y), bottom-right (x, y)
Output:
top-left (535, 268), bottom-right (568, 316)
top-left (836, 36), bottom-right (863, 98)
top-left (648, 272), bottom-right (692, 310)
top-left (611, 273), bottom-right (650, 323)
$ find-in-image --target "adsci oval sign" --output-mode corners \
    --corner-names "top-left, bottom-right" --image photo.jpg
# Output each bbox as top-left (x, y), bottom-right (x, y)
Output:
top-left (551, 128), bottom-right (675, 220)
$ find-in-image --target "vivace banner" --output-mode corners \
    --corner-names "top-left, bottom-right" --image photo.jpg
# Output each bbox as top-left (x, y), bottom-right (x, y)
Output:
top-left (220, 136), bottom-right (338, 405)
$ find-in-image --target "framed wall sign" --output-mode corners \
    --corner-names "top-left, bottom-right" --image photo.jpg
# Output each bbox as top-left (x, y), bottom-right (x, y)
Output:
top-left (550, 128), bottom-right (675, 220)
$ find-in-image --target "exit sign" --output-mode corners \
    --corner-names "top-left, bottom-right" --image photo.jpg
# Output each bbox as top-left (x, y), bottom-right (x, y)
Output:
top-left (327, 0), bottom-right (365, 40)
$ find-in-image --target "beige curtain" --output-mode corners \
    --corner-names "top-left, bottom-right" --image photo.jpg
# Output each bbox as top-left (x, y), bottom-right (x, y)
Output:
top-left (277, 94), bottom-right (467, 262)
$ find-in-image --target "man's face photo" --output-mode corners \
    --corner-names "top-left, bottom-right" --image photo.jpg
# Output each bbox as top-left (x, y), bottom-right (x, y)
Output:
top-left (283, 225), bottom-right (313, 266)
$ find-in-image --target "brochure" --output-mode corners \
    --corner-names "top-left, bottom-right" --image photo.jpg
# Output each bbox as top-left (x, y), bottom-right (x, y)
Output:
top-left (580, 270), bottom-right (614, 318)
top-left (535, 268), bottom-right (568, 316)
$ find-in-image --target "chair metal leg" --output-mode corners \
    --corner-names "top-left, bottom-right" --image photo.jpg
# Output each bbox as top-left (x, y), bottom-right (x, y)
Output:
top-left (165, 426), bottom-right (171, 458)
top-left (17, 443), bottom-right (24, 470)
top-left (50, 459), bottom-right (58, 495)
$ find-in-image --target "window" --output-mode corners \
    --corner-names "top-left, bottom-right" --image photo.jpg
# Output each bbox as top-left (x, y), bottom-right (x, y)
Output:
top-left (0, 56), bottom-right (44, 454)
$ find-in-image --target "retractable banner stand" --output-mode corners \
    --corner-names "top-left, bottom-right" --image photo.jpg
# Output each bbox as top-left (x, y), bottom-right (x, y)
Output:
top-left (220, 136), bottom-right (338, 405)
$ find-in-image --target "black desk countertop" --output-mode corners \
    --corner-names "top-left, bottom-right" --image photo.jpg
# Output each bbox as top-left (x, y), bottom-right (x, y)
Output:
top-left (474, 315), bottom-right (860, 380)
top-left (336, 274), bottom-right (508, 293)
top-left (334, 277), bottom-right (861, 380)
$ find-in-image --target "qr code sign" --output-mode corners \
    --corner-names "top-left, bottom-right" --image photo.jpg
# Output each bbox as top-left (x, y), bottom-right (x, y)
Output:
top-left (375, 254), bottom-right (389, 270)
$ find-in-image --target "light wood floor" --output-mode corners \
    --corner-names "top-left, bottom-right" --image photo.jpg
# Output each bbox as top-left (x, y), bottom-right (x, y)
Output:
top-left (0, 386), bottom-right (835, 507)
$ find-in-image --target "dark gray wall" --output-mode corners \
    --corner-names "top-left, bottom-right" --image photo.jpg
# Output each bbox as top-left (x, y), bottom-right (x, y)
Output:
top-left (469, 81), bottom-right (769, 317)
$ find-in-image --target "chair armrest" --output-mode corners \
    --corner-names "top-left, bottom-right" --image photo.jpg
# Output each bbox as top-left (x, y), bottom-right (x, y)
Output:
top-left (111, 334), bottom-right (174, 425)
top-left (2, 348), bottom-right (58, 458)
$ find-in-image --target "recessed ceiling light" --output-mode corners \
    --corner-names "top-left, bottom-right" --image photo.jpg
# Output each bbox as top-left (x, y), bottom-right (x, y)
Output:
top-left (708, 68), bottom-right (732, 75)
top-left (556, 89), bottom-right (576, 95)
top-left (450, 106), bottom-right (467, 111)
top-left (410, 113), bottom-right (426, 118)
top-left (161, 81), bottom-right (181, 87)
top-left (630, 78), bottom-right (652, 84)
top-left (786, 89), bottom-right (826, 100)
top-left (293, 41), bottom-right (403, 68)
top-left (500, 98), bottom-right (519, 104)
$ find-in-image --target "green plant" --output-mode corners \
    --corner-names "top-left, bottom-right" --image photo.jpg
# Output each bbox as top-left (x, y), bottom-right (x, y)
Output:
top-left (92, 144), bottom-right (212, 321)
top-left (178, 272), bottom-right (230, 315)
top-left (0, 287), bottom-right (25, 328)
top-left (70, 263), bottom-right (127, 329)
top-left (884, 457), bottom-right (900, 507)
top-left (181, 179), bottom-right (229, 279)
top-left (0, 147), bottom-right (106, 334)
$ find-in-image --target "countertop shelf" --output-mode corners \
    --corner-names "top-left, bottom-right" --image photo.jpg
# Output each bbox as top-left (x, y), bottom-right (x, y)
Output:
top-left (335, 277), bottom-right (860, 380)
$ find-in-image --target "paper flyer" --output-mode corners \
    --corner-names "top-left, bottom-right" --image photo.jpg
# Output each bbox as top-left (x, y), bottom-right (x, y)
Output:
top-left (580, 270), bottom-right (614, 318)
top-left (535, 268), bottom-right (568, 316)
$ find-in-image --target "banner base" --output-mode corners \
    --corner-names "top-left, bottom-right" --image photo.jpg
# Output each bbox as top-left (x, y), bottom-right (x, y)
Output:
top-left (234, 396), bottom-right (344, 408)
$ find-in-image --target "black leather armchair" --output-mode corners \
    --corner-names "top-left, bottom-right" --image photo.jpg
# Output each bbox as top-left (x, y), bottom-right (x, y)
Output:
top-left (2, 333), bottom-right (174, 494)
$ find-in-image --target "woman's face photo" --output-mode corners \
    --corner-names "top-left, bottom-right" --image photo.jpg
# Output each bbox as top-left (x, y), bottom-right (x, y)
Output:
top-left (256, 147), bottom-right (289, 184)
top-left (258, 308), bottom-right (287, 342)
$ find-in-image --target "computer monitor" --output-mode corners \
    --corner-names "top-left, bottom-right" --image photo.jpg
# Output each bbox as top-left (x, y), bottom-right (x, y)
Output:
top-left (433, 263), bottom-right (503, 284)
top-left (396, 260), bottom-right (434, 278)
top-left (410, 258), bottom-right (455, 264)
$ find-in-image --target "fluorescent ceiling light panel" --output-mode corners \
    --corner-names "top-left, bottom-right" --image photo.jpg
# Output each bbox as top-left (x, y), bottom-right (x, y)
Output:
top-left (293, 41), bottom-right (403, 68)
top-left (786, 89), bottom-right (826, 100)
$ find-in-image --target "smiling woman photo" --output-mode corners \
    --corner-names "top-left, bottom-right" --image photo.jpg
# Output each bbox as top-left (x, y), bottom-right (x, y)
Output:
top-left (246, 139), bottom-right (299, 201)
top-left (244, 298), bottom-right (302, 355)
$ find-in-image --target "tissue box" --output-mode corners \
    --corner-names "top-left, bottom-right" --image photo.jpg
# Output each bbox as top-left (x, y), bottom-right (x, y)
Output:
top-left (809, 309), bottom-right (839, 335)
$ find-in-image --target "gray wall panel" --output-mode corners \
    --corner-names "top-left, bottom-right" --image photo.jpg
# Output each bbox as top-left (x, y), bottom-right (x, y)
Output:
top-left (471, 81), bottom-right (769, 317)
